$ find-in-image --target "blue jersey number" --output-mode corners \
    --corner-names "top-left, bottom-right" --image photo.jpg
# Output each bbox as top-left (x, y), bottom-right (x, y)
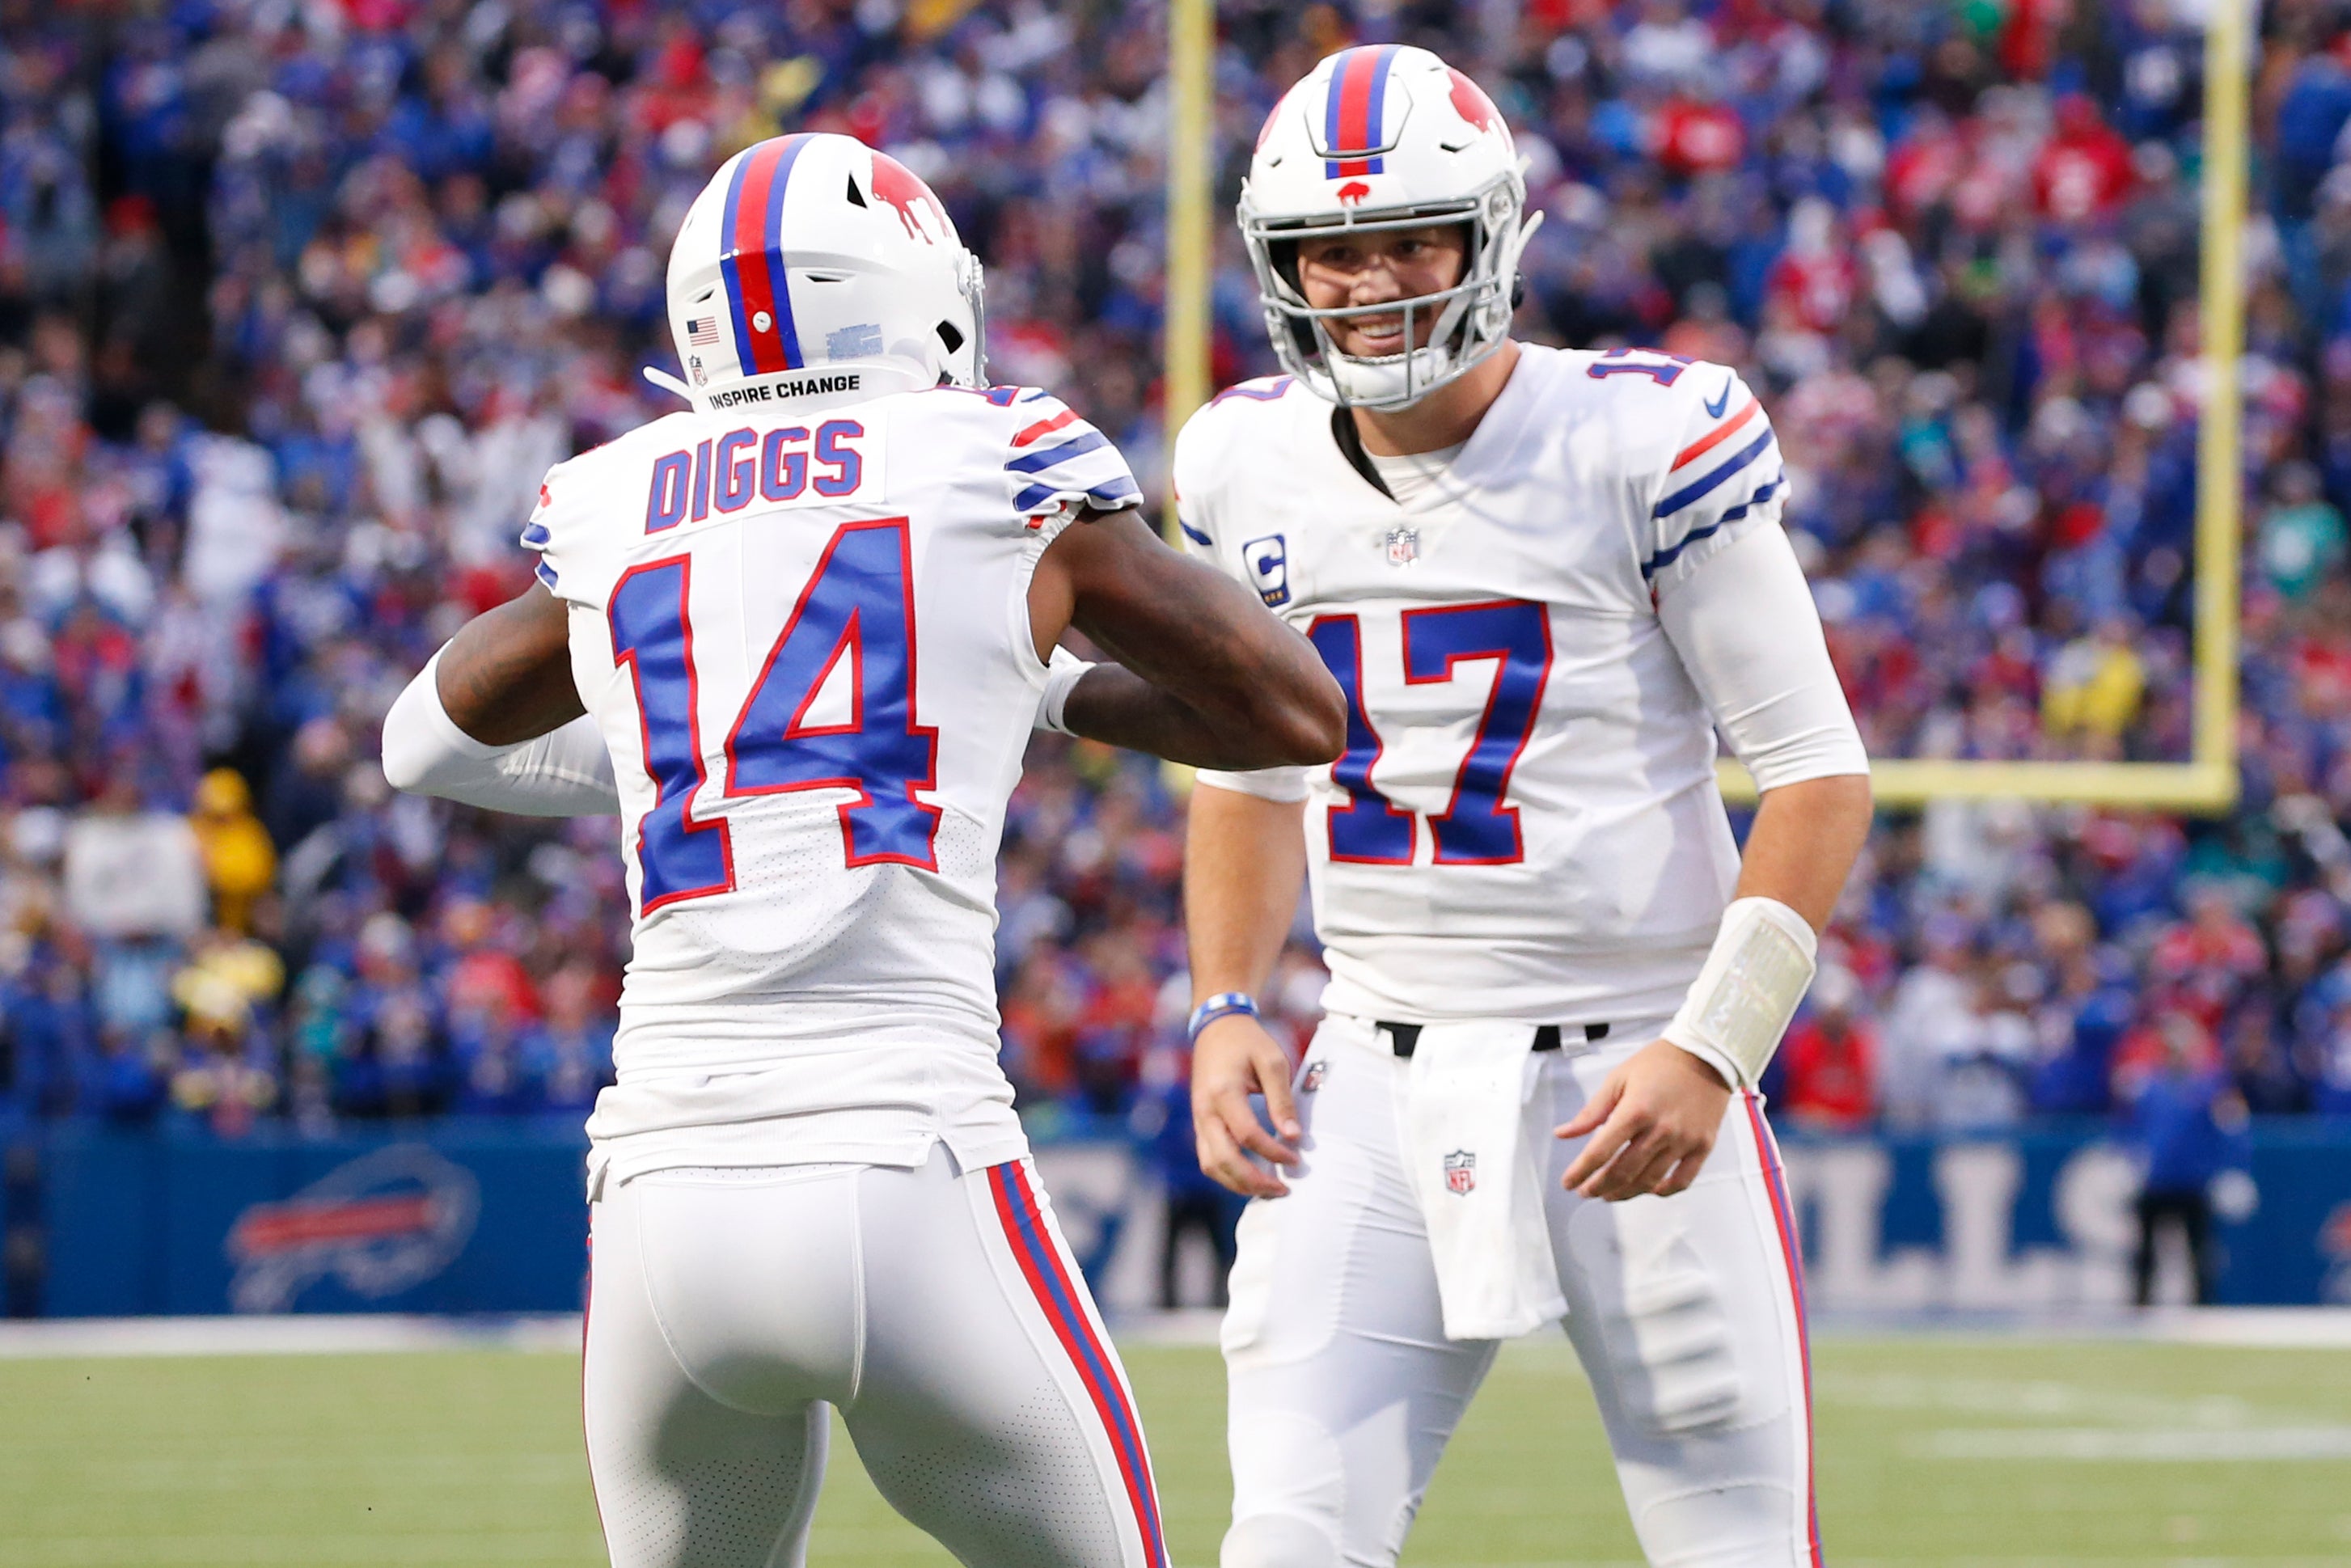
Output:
top-left (1308, 615), bottom-right (1414, 864)
top-left (1306, 601), bottom-right (1553, 867)
top-left (608, 559), bottom-right (736, 912)
top-left (607, 518), bottom-right (940, 913)
top-left (725, 518), bottom-right (940, 868)
top-left (1402, 601), bottom-right (1554, 864)
top-left (1585, 347), bottom-right (1693, 386)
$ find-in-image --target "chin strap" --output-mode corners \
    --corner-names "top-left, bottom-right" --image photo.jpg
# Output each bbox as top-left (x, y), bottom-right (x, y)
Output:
top-left (641, 366), bottom-right (697, 406)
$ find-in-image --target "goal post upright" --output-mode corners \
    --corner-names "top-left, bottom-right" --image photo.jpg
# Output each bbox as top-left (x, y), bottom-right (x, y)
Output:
top-left (2186, 0), bottom-right (2249, 814)
top-left (1163, 0), bottom-right (1216, 539)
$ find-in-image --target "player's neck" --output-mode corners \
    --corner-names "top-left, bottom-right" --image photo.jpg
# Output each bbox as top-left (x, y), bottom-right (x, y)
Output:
top-left (1348, 338), bottom-right (1520, 458)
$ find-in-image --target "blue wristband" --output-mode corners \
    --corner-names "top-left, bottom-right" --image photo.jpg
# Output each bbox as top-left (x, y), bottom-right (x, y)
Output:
top-left (1187, 991), bottom-right (1259, 1041)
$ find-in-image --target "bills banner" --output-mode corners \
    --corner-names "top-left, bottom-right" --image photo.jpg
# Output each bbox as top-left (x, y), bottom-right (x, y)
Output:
top-left (22, 1122), bottom-right (2351, 1316)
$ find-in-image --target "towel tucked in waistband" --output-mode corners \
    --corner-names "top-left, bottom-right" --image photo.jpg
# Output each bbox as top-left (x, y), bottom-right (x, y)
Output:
top-left (1398, 1021), bottom-right (1570, 1340)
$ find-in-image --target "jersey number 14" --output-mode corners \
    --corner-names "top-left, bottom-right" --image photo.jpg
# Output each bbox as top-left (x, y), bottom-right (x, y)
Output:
top-left (608, 518), bottom-right (941, 912)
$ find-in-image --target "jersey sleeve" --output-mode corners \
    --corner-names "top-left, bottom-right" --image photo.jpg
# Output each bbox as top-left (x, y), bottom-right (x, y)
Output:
top-left (1656, 523), bottom-right (1868, 792)
top-left (1641, 368), bottom-right (1789, 596)
top-left (1175, 401), bottom-right (1309, 802)
top-left (1003, 392), bottom-right (1143, 518)
top-left (519, 465), bottom-right (563, 592)
top-left (1169, 399), bottom-right (1222, 557)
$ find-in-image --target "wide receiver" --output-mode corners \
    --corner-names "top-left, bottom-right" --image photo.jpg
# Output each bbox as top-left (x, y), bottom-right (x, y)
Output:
top-left (1157, 46), bottom-right (1872, 1568)
top-left (381, 131), bottom-right (1343, 1568)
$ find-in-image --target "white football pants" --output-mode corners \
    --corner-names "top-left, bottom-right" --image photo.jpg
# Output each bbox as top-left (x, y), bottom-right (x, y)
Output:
top-left (584, 1146), bottom-right (1168, 1568)
top-left (1221, 1016), bottom-right (1819, 1568)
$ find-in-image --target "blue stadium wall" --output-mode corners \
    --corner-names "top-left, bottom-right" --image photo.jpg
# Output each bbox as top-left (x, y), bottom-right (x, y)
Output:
top-left (15, 1124), bottom-right (2351, 1317)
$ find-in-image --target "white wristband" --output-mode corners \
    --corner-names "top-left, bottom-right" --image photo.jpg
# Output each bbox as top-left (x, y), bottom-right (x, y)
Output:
top-left (1661, 896), bottom-right (1819, 1089)
top-left (1036, 646), bottom-right (1095, 735)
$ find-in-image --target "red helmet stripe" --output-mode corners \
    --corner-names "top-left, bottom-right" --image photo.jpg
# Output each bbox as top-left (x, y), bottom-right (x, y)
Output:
top-left (720, 135), bottom-right (809, 375)
top-left (1323, 45), bottom-right (1397, 178)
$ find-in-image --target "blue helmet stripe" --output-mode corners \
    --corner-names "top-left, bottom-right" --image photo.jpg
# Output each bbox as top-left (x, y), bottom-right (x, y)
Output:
top-left (763, 136), bottom-right (808, 370)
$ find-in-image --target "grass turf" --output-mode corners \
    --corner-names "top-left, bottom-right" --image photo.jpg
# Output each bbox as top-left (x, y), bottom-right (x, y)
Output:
top-left (1, 1338), bottom-right (2348, 1565)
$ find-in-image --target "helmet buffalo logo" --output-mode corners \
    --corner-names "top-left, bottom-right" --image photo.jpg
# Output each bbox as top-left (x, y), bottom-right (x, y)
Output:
top-left (226, 1145), bottom-right (480, 1313)
top-left (1443, 1149), bottom-right (1477, 1195)
top-left (1447, 69), bottom-right (1499, 133)
top-left (870, 153), bottom-right (946, 245)
top-left (1336, 180), bottom-right (1372, 204)
top-left (1256, 92), bottom-right (1289, 150)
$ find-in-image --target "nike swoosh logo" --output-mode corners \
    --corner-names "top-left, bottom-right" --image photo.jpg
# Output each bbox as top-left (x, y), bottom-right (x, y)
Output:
top-left (1702, 377), bottom-right (1733, 419)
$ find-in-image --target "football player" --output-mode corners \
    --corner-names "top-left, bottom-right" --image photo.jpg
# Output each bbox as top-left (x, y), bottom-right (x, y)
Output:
top-left (1132, 46), bottom-right (1874, 1568)
top-left (380, 132), bottom-right (1344, 1568)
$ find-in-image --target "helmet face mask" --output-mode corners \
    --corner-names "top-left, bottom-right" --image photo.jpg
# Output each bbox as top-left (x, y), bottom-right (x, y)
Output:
top-left (663, 133), bottom-right (987, 413)
top-left (945, 245), bottom-right (987, 388)
top-left (1240, 48), bottom-right (1537, 412)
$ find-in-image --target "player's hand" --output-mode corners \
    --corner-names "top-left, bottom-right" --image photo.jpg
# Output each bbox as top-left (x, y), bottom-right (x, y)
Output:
top-left (1190, 1013), bottom-right (1303, 1199)
top-left (1554, 1038), bottom-right (1732, 1202)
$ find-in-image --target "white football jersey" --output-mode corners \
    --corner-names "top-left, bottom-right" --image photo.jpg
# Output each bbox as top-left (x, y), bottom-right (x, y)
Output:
top-left (524, 383), bottom-right (1140, 1176)
top-left (1176, 343), bottom-right (1788, 1025)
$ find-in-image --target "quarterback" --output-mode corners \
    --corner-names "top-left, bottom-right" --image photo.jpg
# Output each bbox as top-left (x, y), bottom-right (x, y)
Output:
top-left (381, 132), bottom-right (1343, 1568)
top-left (1161, 46), bottom-right (1873, 1568)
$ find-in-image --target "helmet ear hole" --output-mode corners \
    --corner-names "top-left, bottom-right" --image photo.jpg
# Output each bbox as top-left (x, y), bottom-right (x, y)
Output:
top-left (937, 319), bottom-right (965, 354)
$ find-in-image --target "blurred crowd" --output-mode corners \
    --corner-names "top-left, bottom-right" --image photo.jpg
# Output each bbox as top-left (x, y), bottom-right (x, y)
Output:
top-left (0, 0), bottom-right (2346, 1147)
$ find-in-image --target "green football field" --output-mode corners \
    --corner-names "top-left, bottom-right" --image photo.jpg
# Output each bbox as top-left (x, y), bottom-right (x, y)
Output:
top-left (2, 1336), bottom-right (2348, 1566)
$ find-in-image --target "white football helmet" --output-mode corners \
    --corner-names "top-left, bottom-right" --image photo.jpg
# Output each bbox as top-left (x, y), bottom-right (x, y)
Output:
top-left (660, 133), bottom-right (985, 412)
top-left (1240, 47), bottom-right (1537, 410)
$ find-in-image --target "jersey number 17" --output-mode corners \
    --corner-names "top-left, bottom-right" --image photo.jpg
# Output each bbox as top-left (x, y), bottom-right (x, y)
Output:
top-left (1309, 600), bottom-right (1553, 867)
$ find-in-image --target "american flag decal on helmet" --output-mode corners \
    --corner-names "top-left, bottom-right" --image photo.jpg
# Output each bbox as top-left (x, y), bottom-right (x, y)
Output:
top-left (687, 317), bottom-right (721, 346)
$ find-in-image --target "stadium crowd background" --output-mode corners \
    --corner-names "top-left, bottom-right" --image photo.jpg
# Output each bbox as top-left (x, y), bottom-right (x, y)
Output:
top-left (0, 0), bottom-right (2345, 1159)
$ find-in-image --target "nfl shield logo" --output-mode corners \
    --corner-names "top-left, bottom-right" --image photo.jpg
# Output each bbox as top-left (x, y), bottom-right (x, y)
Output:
top-left (1300, 1060), bottom-right (1328, 1093)
top-left (1385, 526), bottom-right (1419, 567)
top-left (1443, 1149), bottom-right (1476, 1195)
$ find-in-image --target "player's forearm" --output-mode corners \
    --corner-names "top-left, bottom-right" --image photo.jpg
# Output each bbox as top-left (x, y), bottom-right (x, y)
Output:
top-left (1183, 784), bottom-right (1307, 1001)
top-left (1060, 665), bottom-right (1321, 770)
top-left (1072, 608), bottom-right (1343, 768)
top-left (1734, 773), bottom-right (1874, 931)
top-left (1660, 772), bottom-right (1871, 1092)
top-left (1053, 512), bottom-right (1346, 767)
top-left (384, 652), bottom-right (620, 816)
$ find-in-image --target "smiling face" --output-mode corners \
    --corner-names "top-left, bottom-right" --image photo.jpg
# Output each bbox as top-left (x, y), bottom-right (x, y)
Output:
top-left (1293, 223), bottom-right (1469, 358)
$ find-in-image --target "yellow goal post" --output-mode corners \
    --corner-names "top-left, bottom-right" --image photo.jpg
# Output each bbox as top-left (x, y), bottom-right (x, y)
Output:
top-left (1160, 0), bottom-right (2249, 814)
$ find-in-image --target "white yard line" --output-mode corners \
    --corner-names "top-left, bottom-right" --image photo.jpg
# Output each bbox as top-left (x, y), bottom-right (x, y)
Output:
top-left (0, 1314), bottom-right (583, 1358)
top-left (1914, 1426), bottom-right (2351, 1460)
top-left (1812, 1369), bottom-right (2264, 1428)
top-left (0, 1534), bottom-right (601, 1566)
top-left (0, 1306), bottom-right (2343, 1359)
top-left (1409, 1562), bottom-right (2350, 1568)
top-left (1808, 1308), bottom-right (2351, 1349)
